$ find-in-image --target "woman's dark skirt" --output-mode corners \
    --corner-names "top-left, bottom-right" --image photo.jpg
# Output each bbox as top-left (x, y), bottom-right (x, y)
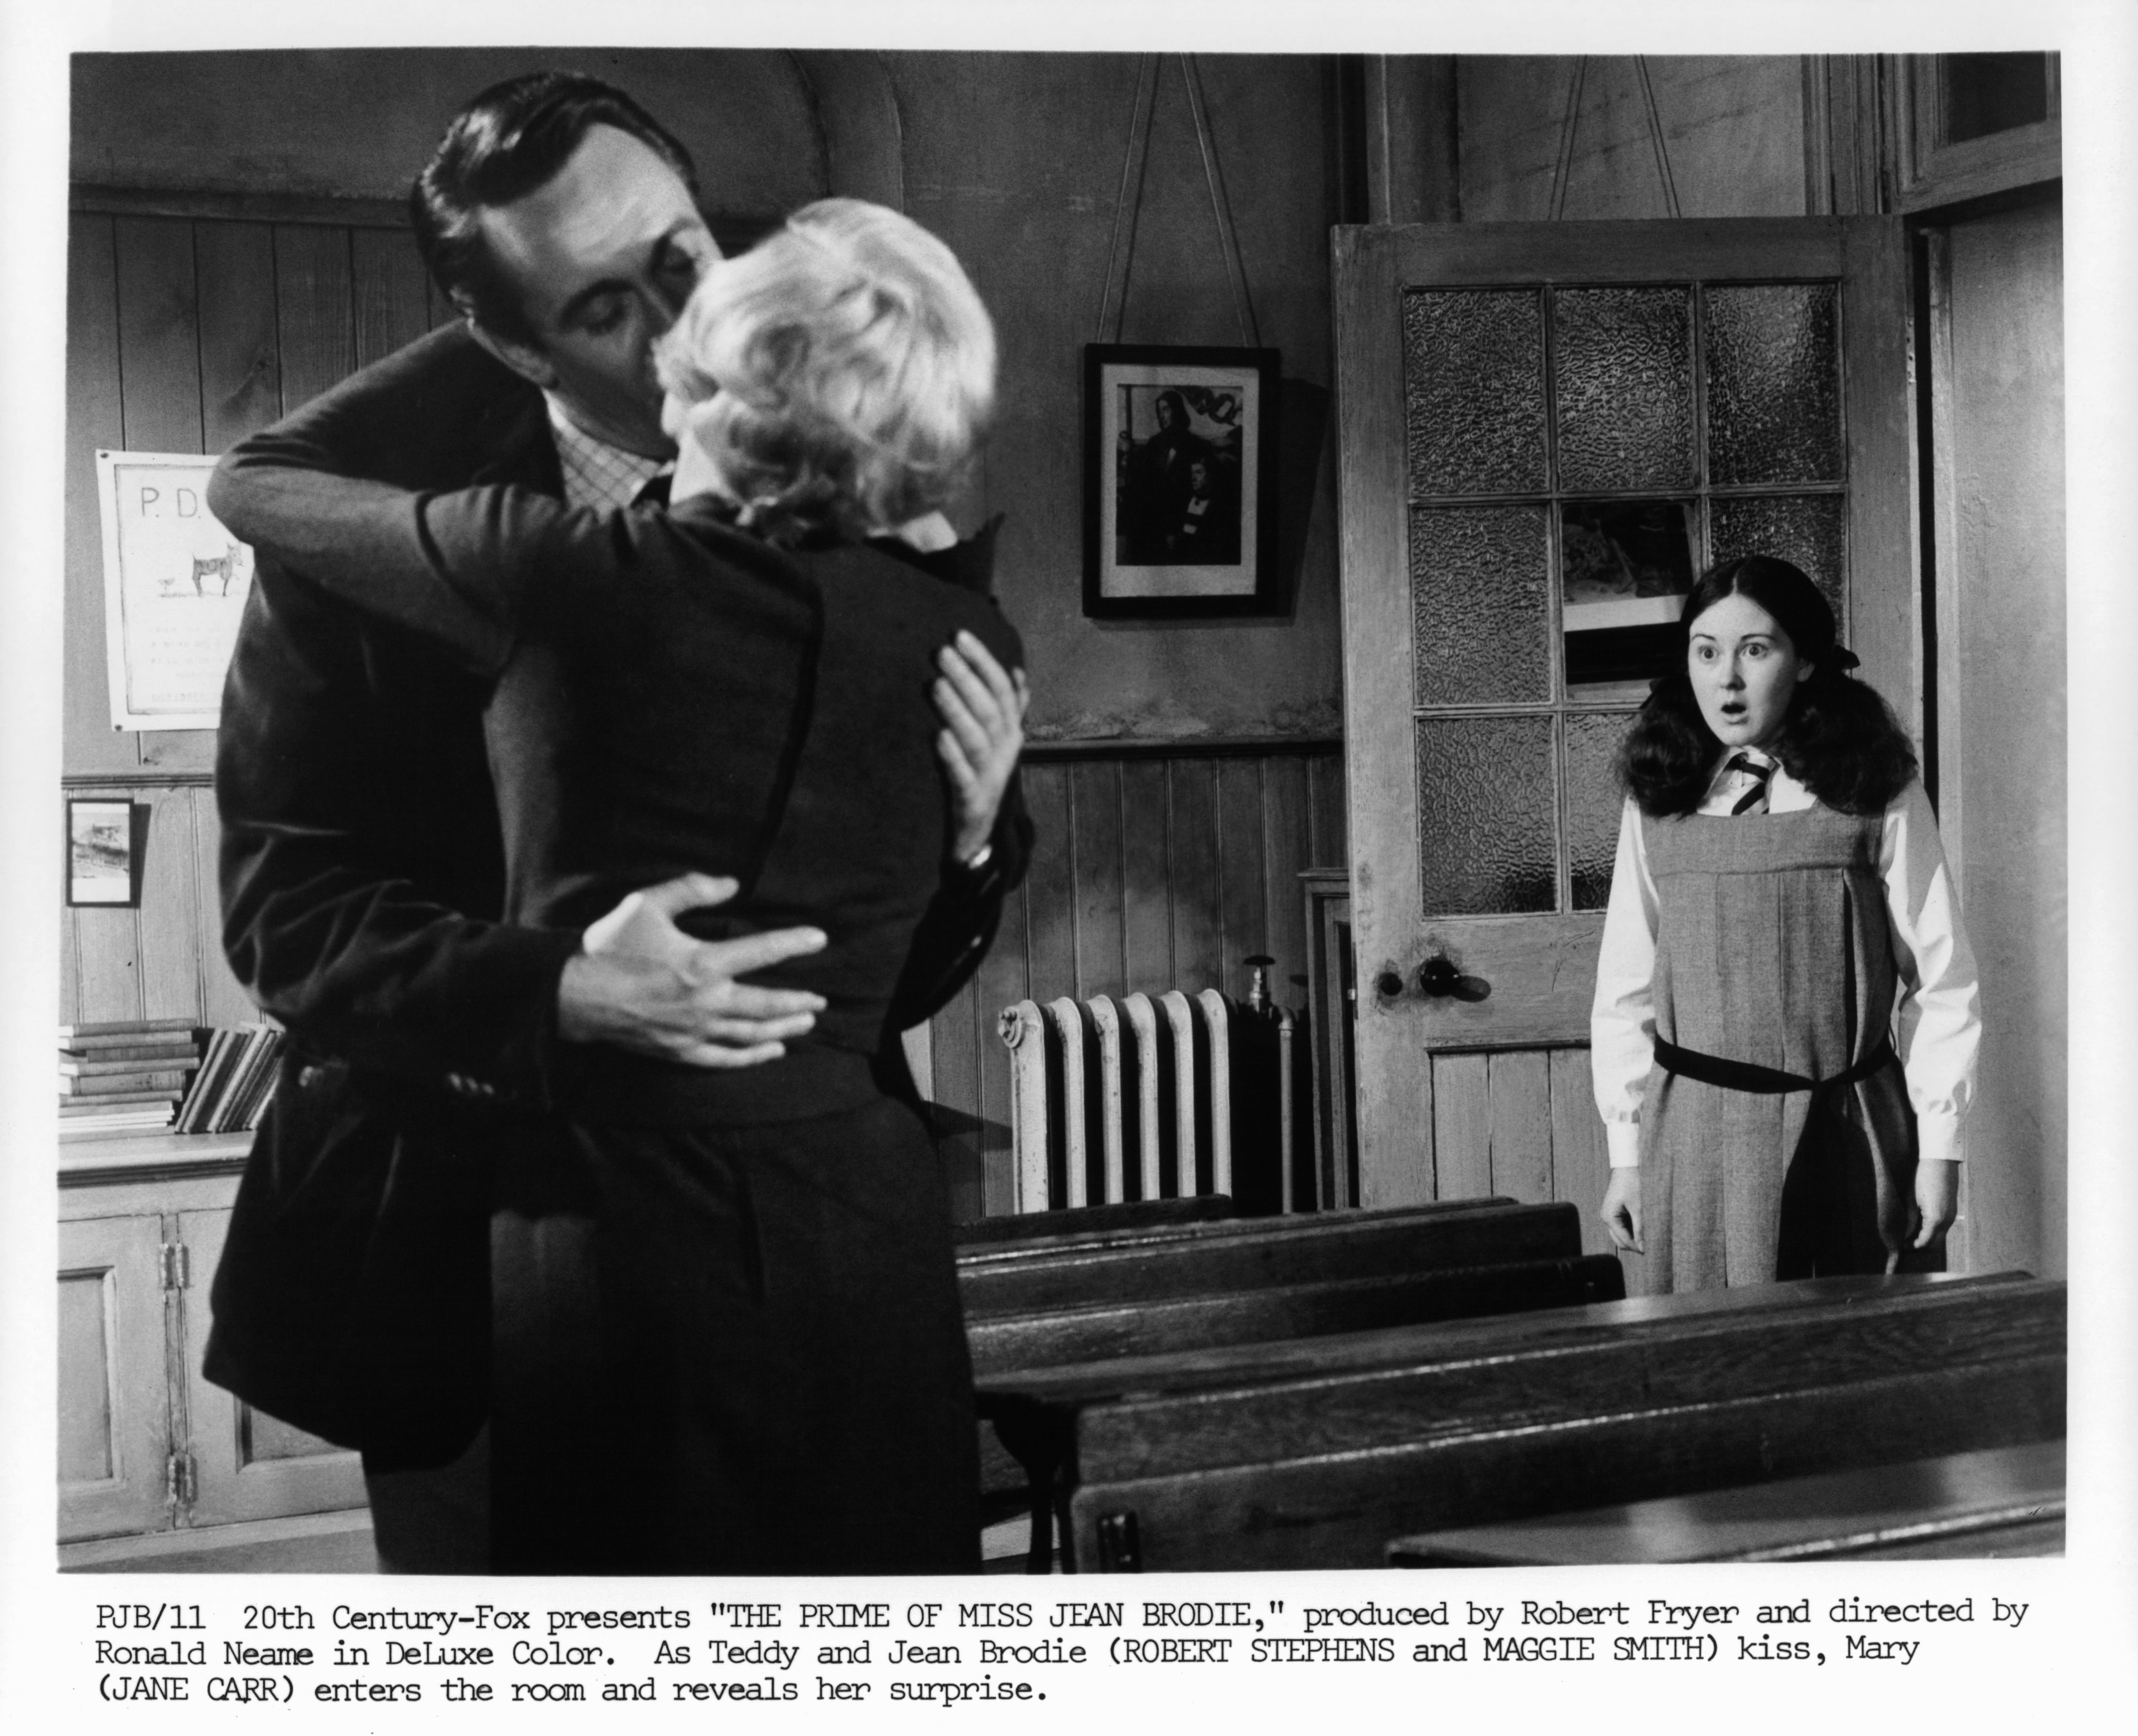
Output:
top-left (489, 1087), bottom-right (979, 1575)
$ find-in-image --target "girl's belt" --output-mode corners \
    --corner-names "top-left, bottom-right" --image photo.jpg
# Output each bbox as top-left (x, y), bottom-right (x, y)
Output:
top-left (1653, 1036), bottom-right (1897, 1097)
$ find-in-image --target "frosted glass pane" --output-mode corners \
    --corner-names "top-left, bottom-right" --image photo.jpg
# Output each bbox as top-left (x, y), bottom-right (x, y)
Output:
top-left (1704, 283), bottom-right (1843, 485)
top-left (1403, 288), bottom-right (1547, 496)
top-left (1410, 505), bottom-right (1552, 706)
top-left (1566, 711), bottom-right (1637, 912)
top-left (1417, 715), bottom-right (1557, 916)
top-left (1710, 494), bottom-right (1848, 624)
top-left (1553, 287), bottom-right (1696, 492)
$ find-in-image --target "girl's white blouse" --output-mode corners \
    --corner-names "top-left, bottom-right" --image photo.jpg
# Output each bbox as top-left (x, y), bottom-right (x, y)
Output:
top-left (1589, 752), bottom-right (1981, 1170)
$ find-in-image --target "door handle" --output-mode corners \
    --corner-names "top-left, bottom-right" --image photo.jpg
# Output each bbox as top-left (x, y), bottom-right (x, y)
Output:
top-left (1416, 952), bottom-right (1492, 1002)
top-left (1417, 953), bottom-right (1462, 997)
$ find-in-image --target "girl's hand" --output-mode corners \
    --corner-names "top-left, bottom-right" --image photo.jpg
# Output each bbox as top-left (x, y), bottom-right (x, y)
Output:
top-left (1911, 1158), bottom-right (1960, 1249)
top-left (1600, 1168), bottom-right (1644, 1255)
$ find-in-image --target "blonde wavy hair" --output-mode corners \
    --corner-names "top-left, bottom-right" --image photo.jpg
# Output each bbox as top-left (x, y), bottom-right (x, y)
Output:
top-left (654, 198), bottom-right (996, 544)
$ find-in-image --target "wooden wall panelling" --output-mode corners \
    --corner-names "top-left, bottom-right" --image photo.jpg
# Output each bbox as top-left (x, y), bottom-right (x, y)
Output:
top-left (1485, 1047), bottom-right (1554, 1205)
top-left (272, 225), bottom-right (355, 413)
top-left (1118, 760), bottom-right (1173, 991)
top-left (970, 873), bottom-right (1031, 1219)
top-left (1260, 754), bottom-right (1312, 999)
top-left (1430, 1051), bottom-right (1490, 1201)
top-left (65, 215), bottom-right (132, 777)
top-left (1069, 762), bottom-right (1126, 1000)
top-left (113, 218), bottom-right (203, 455)
top-left (160, 219), bottom-right (282, 778)
top-left (1166, 760), bottom-right (1223, 994)
top-left (934, 745), bottom-right (1345, 1215)
top-left (1018, 762), bottom-right (1077, 1007)
top-left (59, 886), bottom-right (83, 1027)
top-left (135, 788), bottom-right (203, 1023)
top-left (1306, 749), bottom-right (1348, 868)
top-left (1214, 759), bottom-right (1267, 1001)
top-left (114, 218), bottom-right (218, 774)
top-left (194, 222), bottom-right (280, 451)
top-left (351, 227), bottom-right (433, 365)
top-left (928, 974), bottom-right (984, 1226)
top-left (72, 899), bottom-right (144, 1027)
top-left (190, 784), bottom-right (256, 1027)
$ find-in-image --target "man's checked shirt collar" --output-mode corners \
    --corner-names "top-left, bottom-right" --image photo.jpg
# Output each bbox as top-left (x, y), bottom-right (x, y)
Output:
top-left (544, 394), bottom-right (673, 511)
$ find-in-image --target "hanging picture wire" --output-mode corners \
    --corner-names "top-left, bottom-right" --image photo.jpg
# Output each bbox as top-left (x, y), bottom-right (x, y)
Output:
top-left (1085, 57), bottom-right (1280, 617)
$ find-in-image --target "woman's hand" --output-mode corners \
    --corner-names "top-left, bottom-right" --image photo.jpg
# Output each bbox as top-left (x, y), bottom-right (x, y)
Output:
top-left (936, 631), bottom-right (1028, 865)
top-left (1911, 1157), bottom-right (1960, 1249)
top-left (1600, 1168), bottom-right (1644, 1255)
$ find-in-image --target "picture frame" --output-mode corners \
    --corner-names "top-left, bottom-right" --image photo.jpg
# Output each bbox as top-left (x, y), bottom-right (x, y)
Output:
top-left (95, 449), bottom-right (256, 731)
top-left (65, 798), bottom-right (139, 908)
top-left (1083, 344), bottom-right (1281, 617)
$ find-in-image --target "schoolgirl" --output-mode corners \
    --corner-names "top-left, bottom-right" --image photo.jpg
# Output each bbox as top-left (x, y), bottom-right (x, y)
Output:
top-left (1591, 556), bottom-right (1981, 1292)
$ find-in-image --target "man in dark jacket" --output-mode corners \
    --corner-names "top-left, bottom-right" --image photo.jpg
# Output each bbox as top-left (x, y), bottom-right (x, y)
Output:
top-left (205, 71), bottom-right (1029, 1571)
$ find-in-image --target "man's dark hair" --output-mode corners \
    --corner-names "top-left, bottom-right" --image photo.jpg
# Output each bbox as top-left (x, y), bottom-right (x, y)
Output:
top-left (410, 70), bottom-right (699, 346)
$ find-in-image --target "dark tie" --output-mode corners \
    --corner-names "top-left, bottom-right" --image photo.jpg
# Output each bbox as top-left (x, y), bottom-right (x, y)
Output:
top-left (632, 470), bottom-right (673, 508)
top-left (1727, 753), bottom-right (1774, 816)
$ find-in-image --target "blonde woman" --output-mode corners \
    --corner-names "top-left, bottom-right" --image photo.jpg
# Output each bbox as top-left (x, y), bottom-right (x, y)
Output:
top-left (210, 200), bottom-right (1023, 1574)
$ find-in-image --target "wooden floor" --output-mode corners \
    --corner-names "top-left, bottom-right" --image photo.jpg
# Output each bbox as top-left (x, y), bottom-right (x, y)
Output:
top-left (61, 1509), bottom-right (377, 1574)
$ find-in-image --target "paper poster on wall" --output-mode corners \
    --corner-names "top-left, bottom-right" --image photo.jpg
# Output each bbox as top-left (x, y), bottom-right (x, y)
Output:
top-left (95, 450), bottom-right (254, 730)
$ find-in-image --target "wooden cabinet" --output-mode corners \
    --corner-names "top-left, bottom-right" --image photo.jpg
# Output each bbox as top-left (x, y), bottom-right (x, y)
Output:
top-left (58, 1137), bottom-right (368, 1563)
top-left (57, 1212), bottom-right (170, 1542)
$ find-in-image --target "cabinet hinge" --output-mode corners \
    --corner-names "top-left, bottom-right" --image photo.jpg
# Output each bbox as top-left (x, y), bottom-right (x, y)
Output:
top-left (165, 1451), bottom-right (197, 1508)
top-left (158, 1243), bottom-right (191, 1290)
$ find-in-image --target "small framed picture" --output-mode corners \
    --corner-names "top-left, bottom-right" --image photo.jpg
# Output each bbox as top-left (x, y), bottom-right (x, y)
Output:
top-left (1084, 344), bottom-right (1281, 617)
top-left (66, 798), bottom-right (139, 907)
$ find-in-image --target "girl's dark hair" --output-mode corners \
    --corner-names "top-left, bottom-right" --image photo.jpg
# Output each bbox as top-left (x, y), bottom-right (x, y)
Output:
top-left (1617, 555), bottom-right (1918, 817)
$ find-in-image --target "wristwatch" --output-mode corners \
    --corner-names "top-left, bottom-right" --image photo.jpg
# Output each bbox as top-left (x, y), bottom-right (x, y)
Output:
top-left (957, 841), bottom-right (994, 875)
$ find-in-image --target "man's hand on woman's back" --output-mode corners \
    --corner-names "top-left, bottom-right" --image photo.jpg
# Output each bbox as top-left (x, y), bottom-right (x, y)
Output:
top-left (562, 629), bottom-right (1028, 1070)
top-left (558, 874), bottom-right (828, 1067)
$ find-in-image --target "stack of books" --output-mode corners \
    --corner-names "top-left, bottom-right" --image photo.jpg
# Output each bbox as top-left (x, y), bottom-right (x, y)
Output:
top-left (57, 1018), bottom-right (202, 1139)
top-left (174, 1024), bottom-right (285, 1135)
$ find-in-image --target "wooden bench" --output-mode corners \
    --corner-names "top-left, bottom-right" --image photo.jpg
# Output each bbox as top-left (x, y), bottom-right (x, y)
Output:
top-left (1385, 1438), bottom-right (2066, 1564)
top-left (957, 1199), bottom-right (1617, 1570)
top-left (954, 1194), bottom-right (1237, 1249)
top-left (958, 1196), bottom-right (1569, 1319)
top-left (968, 1253), bottom-right (1624, 1376)
top-left (977, 1272), bottom-right (2064, 1572)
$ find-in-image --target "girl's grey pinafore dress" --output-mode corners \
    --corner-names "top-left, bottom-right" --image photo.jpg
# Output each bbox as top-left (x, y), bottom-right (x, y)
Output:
top-left (1639, 806), bottom-right (1932, 1293)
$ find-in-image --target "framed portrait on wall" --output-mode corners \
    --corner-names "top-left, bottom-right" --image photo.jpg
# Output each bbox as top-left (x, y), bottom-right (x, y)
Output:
top-left (65, 798), bottom-right (138, 908)
top-left (1082, 344), bottom-right (1280, 617)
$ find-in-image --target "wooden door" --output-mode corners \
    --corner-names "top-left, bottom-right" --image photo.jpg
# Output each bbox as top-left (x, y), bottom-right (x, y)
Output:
top-left (1334, 219), bottom-right (1915, 1213)
top-left (57, 1214), bottom-right (170, 1542)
